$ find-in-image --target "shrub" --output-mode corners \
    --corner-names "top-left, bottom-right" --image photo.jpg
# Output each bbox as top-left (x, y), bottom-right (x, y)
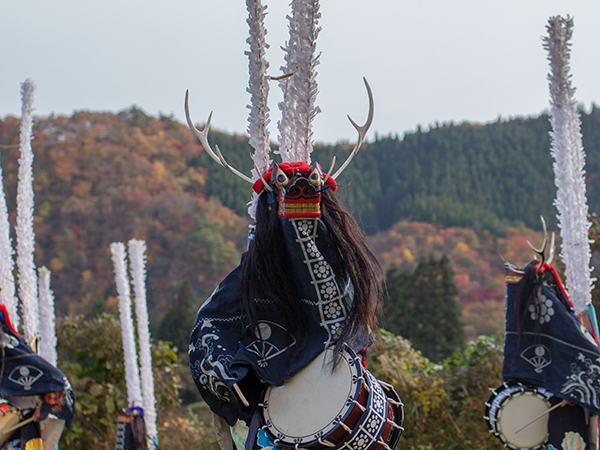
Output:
top-left (55, 315), bottom-right (503, 449)
top-left (56, 314), bottom-right (218, 450)
top-left (368, 330), bottom-right (504, 450)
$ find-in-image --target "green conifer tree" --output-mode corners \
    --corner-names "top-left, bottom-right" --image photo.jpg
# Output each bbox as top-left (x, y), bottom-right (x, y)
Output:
top-left (384, 254), bottom-right (465, 362)
top-left (158, 280), bottom-right (197, 353)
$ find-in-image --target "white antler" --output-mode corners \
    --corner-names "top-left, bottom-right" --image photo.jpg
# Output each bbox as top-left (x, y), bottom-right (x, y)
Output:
top-left (332, 78), bottom-right (374, 179)
top-left (526, 216), bottom-right (556, 270)
top-left (526, 216), bottom-right (549, 257)
top-left (185, 90), bottom-right (253, 184)
top-left (184, 91), bottom-right (221, 166)
top-left (213, 144), bottom-right (254, 184)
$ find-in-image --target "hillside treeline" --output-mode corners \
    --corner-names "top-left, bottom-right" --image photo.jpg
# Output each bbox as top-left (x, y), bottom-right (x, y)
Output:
top-left (1, 106), bottom-right (597, 323)
top-left (198, 107), bottom-right (600, 234)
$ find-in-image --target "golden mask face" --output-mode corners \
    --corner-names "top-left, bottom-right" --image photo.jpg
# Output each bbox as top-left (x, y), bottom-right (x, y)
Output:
top-left (272, 164), bottom-right (323, 218)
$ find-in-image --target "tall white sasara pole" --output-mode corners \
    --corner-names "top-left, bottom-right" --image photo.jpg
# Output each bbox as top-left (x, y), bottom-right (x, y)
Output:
top-left (128, 239), bottom-right (157, 444)
top-left (544, 16), bottom-right (595, 319)
top-left (277, 0), bottom-right (321, 164)
top-left (0, 149), bottom-right (18, 326)
top-left (16, 79), bottom-right (39, 345)
top-left (110, 242), bottom-right (143, 407)
top-left (38, 266), bottom-right (57, 366)
top-left (246, 0), bottom-right (272, 221)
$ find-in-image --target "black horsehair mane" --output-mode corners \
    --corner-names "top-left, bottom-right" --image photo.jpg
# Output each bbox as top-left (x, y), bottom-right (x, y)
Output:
top-left (240, 187), bottom-right (383, 358)
top-left (515, 262), bottom-right (545, 346)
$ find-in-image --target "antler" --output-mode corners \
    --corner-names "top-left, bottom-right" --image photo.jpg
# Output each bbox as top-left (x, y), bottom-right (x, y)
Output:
top-left (331, 78), bottom-right (374, 179)
top-left (185, 91), bottom-right (221, 166)
top-left (502, 216), bottom-right (556, 273)
top-left (185, 90), bottom-right (253, 184)
top-left (547, 232), bottom-right (556, 266)
top-left (323, 156), bottom-right (336, 184)
top-left (213, 143), bottom-right (254, 183)
top-left (527, 216), bottom-right (555, 270)
top-left (504, 260), bottom-right (525, 275)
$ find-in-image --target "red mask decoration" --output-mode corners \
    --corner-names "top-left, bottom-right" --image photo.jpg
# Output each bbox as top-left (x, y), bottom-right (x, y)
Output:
top-left (251, 162), bottom-right (337, 218)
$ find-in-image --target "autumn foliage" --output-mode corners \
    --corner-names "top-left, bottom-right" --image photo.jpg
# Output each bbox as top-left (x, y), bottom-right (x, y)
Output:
top-left (0, 108), bottom-right (249, 322)
top-left (372, 220), bottom-right (550, 339)
top-left (0, 108), bottom-right (575, 338)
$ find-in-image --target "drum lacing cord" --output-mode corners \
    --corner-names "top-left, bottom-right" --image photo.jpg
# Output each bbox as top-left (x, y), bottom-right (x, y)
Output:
top-left (378, 380), bottom-right (394, 390)
top-left (339, 422), bottom-right (353, 433)
top-left (317, 437), bottom-right (336, 448)
top-left (388, 420), bottom-right (404, 431)
top-left (351, 400), bottom-right (366, 413)
top-left (377, 380), bottom-right (404, 407)
top-left (357, 376), bottom-right (370, 393)
top-left (376, 438), bottom-right (392, 450)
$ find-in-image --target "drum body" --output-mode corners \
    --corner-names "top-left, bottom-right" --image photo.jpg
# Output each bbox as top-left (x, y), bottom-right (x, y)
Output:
top-left (261, 346), bottom-right (404, 449)
top-left (379, 380), bottom-right (404, 450)
top-left (0, 400), bottom-right (22, 445)
top-left (485, 382), bottom-right (552, 450)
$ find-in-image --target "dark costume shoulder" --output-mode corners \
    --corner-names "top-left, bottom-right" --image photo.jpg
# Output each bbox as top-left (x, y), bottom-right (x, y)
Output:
top-left (503, 263), bottom-right (600, 416)
top-left (189, 217), bottom-right (368, 425)
top-left (0, 306), bottom-right (74, 426)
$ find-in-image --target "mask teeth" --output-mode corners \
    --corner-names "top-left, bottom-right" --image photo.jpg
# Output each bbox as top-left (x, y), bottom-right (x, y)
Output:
top-left (278, 202), bottom-right (321, 217)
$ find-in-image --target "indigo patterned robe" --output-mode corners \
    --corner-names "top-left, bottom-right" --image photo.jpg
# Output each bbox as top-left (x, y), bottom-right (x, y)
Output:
top-left (189, 217), bottom-right (368, 426)
top-left (503, 262), bottom-right (600, 415)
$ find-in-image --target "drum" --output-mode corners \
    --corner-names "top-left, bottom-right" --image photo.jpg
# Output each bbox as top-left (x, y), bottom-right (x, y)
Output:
top-left (261, 346), bottom-right (404, 449)
top-left (0, 400), bottom-right (22, 445)
top-left (379, 379), bottom-right (405, 450)
top-left (485, 382), bottom-right (552, 450)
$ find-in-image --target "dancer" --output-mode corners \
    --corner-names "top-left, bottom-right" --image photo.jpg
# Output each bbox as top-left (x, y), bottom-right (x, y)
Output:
top-left (496, 247), bottom-right (600, 449)
top-left (0, 305), bottom-right (74, 450)
top-left (188, 1), bottom-right (403, 449)
top-left (486, 16), bottom-right (599, 450)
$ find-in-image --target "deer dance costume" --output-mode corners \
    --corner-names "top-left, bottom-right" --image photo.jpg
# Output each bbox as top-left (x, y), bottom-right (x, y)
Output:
top-left (189, 168), bottom-right (380, 447)
top-left (187, 1), bottom-right (400, 449)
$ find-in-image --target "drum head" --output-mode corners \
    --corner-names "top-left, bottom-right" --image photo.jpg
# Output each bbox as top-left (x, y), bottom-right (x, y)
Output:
top-left (485, 382), bottom-right (551, 450)
top-left (263, 346), bottom-right (363, 442)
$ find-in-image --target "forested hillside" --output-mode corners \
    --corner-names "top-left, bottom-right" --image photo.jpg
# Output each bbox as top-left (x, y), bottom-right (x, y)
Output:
top-left (199, 107), bottom-right (600, 234)
top-left (0, 108), bottom-right (250, 320)
top-left (0, 106), bottom-right (598, 328)
top-left (369, 220), bottom-right (590, 339)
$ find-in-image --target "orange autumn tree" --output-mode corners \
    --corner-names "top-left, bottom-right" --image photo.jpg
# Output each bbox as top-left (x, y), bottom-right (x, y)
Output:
top-left (0, 108), bottom-right (248, 321)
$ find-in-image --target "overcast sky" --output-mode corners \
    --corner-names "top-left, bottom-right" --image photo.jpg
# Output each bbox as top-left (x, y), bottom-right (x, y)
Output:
top-left (2, 0), bottom-right (600, 144)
